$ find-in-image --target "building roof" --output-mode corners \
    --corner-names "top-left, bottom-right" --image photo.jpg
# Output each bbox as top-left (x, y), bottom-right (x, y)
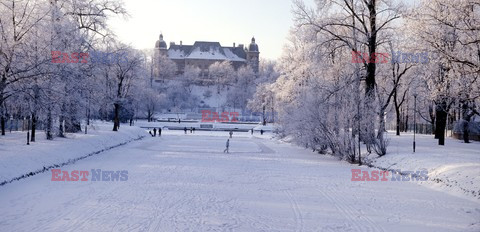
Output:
top-left (167, 41), bottom-right (247, 62)
top-left (168, 44), bottom-right (193, 59)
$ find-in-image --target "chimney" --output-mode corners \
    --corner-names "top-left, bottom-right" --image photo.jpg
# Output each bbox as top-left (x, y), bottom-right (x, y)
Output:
top-left (239, 44), bottom-right (244, 49)
top-left (233, 42), bottom-right (236, 47)
top-left (180, 41), bottom-right (182, 46)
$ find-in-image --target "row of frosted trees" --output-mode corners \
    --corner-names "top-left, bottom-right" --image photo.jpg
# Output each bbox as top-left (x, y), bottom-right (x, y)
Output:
top-left (251, 0), bottom-right (479, 163)
top-left (0, 0), bottom-right (158, 141)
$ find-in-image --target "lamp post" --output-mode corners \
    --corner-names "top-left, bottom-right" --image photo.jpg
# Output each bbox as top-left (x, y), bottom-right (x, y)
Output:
top-left (358, 98), bottom-right (361, 166)
top-left (413, 93), bottom-right (417, 153)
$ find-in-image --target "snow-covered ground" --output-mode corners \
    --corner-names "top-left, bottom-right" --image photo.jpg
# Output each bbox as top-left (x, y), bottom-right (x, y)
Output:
top-left (190, 84), bottom-right (227, 109)
top-left (366, 131), bottom-right (480, 200)
top-left (0, 129), bottom-right (479, 231)
top-left (153, 81), bottom-right (228, 109)
top-left (0, 121), bottom-right (145, 184)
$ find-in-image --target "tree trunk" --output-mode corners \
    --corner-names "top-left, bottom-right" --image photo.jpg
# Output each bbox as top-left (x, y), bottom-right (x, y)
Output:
top-left (404, 103), bottom-right (409, 132)
top-left (434, 105), bottom-right (440, 139)
top-left (404, 117), bottom-right (408, 132)
top-left (31, 113), bottom-right (36, 142)
top-left (84, 106), bottom-right (90, 135)
top-left (262, 105), bottom-right (266, 126)
top-left (0, 115), bottom-right (5, 136)
top-left (428, 104), bottom-right (436, 135)
top-left (364, 92), bottom-right (375, 154)
top-left (435, 103), bottom-right (447, 145)
top-left (395, 105), bottom-right (401, 136)
top-left (271, 103), bottom-right (274, 124)
top-left (58, 101), bottom-right (66, 137)
top-left (462, 120), bottom-right (470, 143)
top-left (147, 109), bottom-right (152, 122)
top-left (113, 103), bottom-right (120, 131)
top-left (0, 77), bottom-right (6, 135)
top-left (58, 118), bottom-right (65, 138)
top-left (87, 107), bottom-right (90, 126)
top-left (363, 0), bottom-right (378, 149)
top-left (46, 107), bottom-right (53, 140)
top-left (377, 114), bottom-right (385, 139)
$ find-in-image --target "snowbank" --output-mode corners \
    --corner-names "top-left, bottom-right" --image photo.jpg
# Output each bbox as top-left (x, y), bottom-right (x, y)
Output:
top-left (366, 132), bottom-right (480, 200)
top-left (0, 121), bottom-right (146, 184)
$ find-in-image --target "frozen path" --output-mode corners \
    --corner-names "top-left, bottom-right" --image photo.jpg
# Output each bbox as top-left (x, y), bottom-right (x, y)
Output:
top-left (0, 132), bottom-right (479, 231)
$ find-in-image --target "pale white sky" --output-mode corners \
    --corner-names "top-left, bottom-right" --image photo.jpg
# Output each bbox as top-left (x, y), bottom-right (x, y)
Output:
top-left (108, 0), bottom-right (305, 60)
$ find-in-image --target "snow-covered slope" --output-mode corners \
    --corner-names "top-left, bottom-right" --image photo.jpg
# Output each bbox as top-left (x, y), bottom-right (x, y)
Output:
top-left (365, 132), bottom-right (480, 200)
top-left (0, 121), bottom-right (145, 184)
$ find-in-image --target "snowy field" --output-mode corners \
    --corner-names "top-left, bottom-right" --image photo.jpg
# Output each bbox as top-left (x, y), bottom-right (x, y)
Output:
top-left (0, 130), bottom-right (479, 231)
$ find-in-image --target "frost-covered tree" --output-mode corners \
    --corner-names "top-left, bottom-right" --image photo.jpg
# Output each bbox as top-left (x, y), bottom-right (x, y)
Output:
top-left (181, 65), bottom-right (201, 90)
top-left (154, 55), bottom-right (177, 83)
top-left (103, 45), bottom-right (144, 131)
top-left (409, 0), bottom-right (480, 145)
top-left (292, 0), bottom-right (404, 148)
top-left (248, 83), bottom-right (275, 125)
top-left (164, 81), bottom-right (199, 111)
top-left (0, 0), bottom-right (127, 140)
top-left (257, 59), bottom-right (280, 84)
top-left (270, 0), bottom-right (408, 160)
top-left (0, 0), bottom-right (51, 136)
top-left (138, 82), bottom-right (164, 122)
top-left (206, 61), bottom-right (234, 92)
top-left (226, 65), bottom-right (255, 112)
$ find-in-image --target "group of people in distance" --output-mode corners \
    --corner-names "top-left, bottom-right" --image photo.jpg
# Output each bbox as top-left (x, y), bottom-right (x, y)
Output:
top-left (183, 127), bottom-right (196, 134)
top-left (224, 129), bottom-right (265, 153)
top-left (148, 125), bottom-right (266, 154)
top-left (224, 130), bottom-right (233, 153)
top-left (148, 127), bottom-right (162, 137)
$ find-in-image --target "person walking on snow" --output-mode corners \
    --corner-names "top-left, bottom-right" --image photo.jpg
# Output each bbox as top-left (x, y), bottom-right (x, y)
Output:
top-left (153, 128), bottom-right (157, 137)
top-left (158, 127), bottom-right (162, 137)
top-left (229, 130), bottom-right (233, 138)
top-left (224, 139), bottom-right (230, 153)
top-left (184, 127), bottom-right (187, 134)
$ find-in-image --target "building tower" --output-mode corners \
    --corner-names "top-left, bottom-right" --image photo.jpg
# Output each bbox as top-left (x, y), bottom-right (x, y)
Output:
top-left (154, 33), bottom-right (168, 57)
top-left (246, 37), bottom-right (260, 74)
top-left (153, 33), bottom-right (168, 77)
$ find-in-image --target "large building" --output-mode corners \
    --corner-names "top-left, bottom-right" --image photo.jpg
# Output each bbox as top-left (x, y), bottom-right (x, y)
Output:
top-left (153, 33), bottom-right (259, 77)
